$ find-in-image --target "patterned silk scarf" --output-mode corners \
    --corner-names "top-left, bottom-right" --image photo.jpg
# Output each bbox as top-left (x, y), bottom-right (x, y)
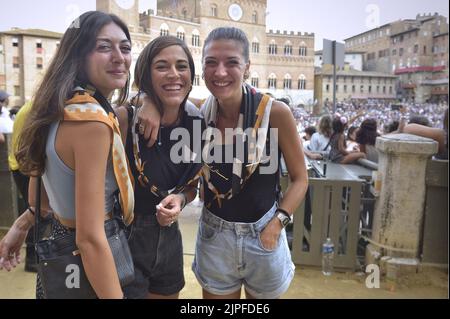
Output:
top-left (201, 84), bottom-right (273, 208)
top-left (129, 102), bottom-right (204, 199)
top-left (63, 87), bottom-right (135, 226)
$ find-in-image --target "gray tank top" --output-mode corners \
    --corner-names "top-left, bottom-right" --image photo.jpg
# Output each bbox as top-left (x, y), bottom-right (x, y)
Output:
top-left (42, 121), bottom-right (118, 220)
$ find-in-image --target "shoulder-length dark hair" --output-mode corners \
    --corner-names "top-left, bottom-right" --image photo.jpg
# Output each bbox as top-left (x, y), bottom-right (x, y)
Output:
top-left (356, 118), bottom-right (379, 146)
top-left (16, 11), bottom-right (131, 176)
top-left (134, 35), bottom-right (195, 117)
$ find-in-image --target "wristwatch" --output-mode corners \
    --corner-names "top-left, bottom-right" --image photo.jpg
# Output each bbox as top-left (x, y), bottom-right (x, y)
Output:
top-left (276, 211), bottom-right (291, 228)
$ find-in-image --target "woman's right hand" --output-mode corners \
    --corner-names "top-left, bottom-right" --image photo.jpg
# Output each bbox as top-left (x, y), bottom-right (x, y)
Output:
top-left (137, 95), bottom-right (161, 147)
top-left (0, 212), bottom-right (33, 271)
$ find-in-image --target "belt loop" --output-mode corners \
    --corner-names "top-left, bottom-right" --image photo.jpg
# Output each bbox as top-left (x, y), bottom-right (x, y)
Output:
top-left (250, 224), bottom-right (256, 237)
top-left (218, 220), bottom-right (223, 233)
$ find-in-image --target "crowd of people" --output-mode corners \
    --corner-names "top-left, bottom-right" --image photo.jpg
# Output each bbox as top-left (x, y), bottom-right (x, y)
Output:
top-left (294, 100), bottom-right (448, 164)
top-left (294, 100), bottom-right (448, 134)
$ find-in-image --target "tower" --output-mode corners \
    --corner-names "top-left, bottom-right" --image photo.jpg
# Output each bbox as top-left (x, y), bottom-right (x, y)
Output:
top-left (96, 0), bottom-right (140, 32)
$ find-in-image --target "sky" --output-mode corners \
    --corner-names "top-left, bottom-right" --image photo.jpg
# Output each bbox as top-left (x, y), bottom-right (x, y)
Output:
top-left (0, 0), bottom-right (448, 50)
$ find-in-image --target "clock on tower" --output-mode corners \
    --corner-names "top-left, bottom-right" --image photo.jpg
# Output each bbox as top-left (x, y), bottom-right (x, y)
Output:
top-left (115, 0), bottom-right (135, 10)
top-left (228, 3), bottom-right (243, 21)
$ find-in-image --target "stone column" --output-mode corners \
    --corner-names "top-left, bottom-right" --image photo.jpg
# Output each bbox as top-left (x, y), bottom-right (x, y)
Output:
top-left (366, 134), bottom-right (438, 280)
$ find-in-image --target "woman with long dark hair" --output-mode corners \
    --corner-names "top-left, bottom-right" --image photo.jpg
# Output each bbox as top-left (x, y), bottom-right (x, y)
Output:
top-left (0, 11), bottom-right (134, 299)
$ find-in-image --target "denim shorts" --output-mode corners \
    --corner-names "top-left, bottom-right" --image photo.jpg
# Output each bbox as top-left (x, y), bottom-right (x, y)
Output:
top-left (123, 213), bottom-right (185, 298)
top-left (192, 203), bottom-right (295, 299)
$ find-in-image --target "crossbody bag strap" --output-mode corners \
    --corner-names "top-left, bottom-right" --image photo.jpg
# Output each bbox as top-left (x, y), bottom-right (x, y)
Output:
top-left (34, 176), bottom-right (41, 263)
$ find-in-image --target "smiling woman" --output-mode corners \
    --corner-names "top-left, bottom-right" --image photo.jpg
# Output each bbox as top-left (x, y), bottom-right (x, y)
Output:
top-left (114, 36), bottom-right (205, 299)
top-left (0, 11), bottom-right (135, 299)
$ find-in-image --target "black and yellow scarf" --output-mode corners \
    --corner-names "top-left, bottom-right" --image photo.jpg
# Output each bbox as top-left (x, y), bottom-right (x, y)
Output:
top-left (201, 84), bottom-right (273, 208)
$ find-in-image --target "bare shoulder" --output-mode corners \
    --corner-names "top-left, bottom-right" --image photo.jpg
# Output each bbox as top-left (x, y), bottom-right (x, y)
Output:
top-left (270, 100), bottom-right (294, 127)
top-left (71, 121), bottom-right (111, 146)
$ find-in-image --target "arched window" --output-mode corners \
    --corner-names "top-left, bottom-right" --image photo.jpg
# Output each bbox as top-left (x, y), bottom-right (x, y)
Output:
top-left (299, 41), bottom-right (307, 56)
top-left (176, 26), bottom-right (185, 41)
top-left (193, 75), bottom-right (200, 86)
top-left (298, 74), bottom-right (306, 90)
top-left (191, 29), bottom-right (200, 47)
top-left (268, 73), bottom-right (277, 89)
top-left (211, 4), bottom-right (217, 17)
top-left (252, 11), bottom-right (258, 24)
top-left (160, 23), bottom-right (169, 36)
top-left (268, 40), bottom-right (277, 55)
top-left (251, 37), bottom-right (259, 54)
top-left (283, 74), bottom-right (292, 89)
top-left (251, 71), bottom-right (259, 88)
top-left (182, 8), bottom-right (188, 20)
top-left (284, 41), bottom-right (292, 56)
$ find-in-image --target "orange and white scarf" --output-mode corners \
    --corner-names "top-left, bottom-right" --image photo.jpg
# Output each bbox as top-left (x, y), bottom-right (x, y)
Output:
top-left (63, 88), bottom-right (134, 225)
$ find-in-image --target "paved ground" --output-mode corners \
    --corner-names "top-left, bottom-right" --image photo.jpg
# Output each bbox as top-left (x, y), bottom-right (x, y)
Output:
top-left (0, 202), bottom-right (448, 299)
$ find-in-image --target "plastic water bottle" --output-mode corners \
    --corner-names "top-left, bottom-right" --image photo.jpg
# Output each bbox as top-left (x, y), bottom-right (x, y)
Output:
top-left (322, 238), bottom-right (334, 276)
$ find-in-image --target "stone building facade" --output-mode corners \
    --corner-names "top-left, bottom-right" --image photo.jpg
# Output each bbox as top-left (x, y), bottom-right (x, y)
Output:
top-left (98, 0), bottom-right (315, 106)
top-left (314, 65), bottom-right (397, 110)
top-left (0, 29), bottom-right (62, 106)
top-left (1, 0), bottom-right (315, 107)
top-left (344, 13), bottom-right (449, 103)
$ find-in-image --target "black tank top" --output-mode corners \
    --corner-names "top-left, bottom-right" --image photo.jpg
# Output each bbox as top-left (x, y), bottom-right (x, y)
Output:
top-left (126, 108), bottom-right (202, 216)
top-left (204, 135), bottom-right (280, 223)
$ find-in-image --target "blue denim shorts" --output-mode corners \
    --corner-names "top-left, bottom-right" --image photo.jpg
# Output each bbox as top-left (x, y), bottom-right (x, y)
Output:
top-left (123, 213), bottom-right (185, 298)
top-left (192, 203), bottom-right (295, 299)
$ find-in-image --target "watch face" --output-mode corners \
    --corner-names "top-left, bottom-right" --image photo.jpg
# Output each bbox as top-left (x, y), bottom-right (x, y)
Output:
top-left (228, 4), bottom-right (243, 21)
top-left (277, 213), bottom-right (290, 227)
top-left (115, 0), bottom-right (135, 10)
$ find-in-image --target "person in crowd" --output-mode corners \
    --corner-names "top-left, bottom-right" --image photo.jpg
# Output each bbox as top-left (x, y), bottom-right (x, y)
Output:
top-left (399, 108), bottom-right (448, 160)
top-left (301, 126), bottom-right (322, 160)
top-left (328, 116), bottom-right (366, 164)
top-left (0, 11), bottom-right (134, 299)
top-left (345, 126), bottom-right (360, 152)
top-left (384, 120), bottom-right (399, 134)
top-left (137, 27), bottom-right (309, 299)
top-left (6, 101), bottom-right (46, 272)
top-left (309, 114), bottom-right (332, 155)
top-left (356, 118), bottom-right (380, 163)
top-left (303, 126), bottom-right (316, 149)
top-left (115, 35), bottom-right (203, 299)
top-left (0, 90), bottom-right (14, 141)
top-left (408, 115), bottom-right (431, 127)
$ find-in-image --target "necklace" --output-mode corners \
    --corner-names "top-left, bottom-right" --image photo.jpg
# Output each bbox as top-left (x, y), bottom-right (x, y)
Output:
top-left (157, 109), bottom-right (183, 147)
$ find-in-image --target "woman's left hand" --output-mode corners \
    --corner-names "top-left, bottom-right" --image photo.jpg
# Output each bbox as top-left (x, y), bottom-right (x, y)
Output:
top-left (259, 218), bottom-right (282, 250)
top-left (155, 194), bottom-right (184, 227)
top-left (0, 224), bottom-right (28, 271)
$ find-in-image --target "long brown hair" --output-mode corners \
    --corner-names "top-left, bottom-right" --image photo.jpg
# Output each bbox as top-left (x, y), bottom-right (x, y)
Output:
top-left (133, 36), bottom-right (195, 117)
top-left (16, 11), bottom-right (131, 176)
